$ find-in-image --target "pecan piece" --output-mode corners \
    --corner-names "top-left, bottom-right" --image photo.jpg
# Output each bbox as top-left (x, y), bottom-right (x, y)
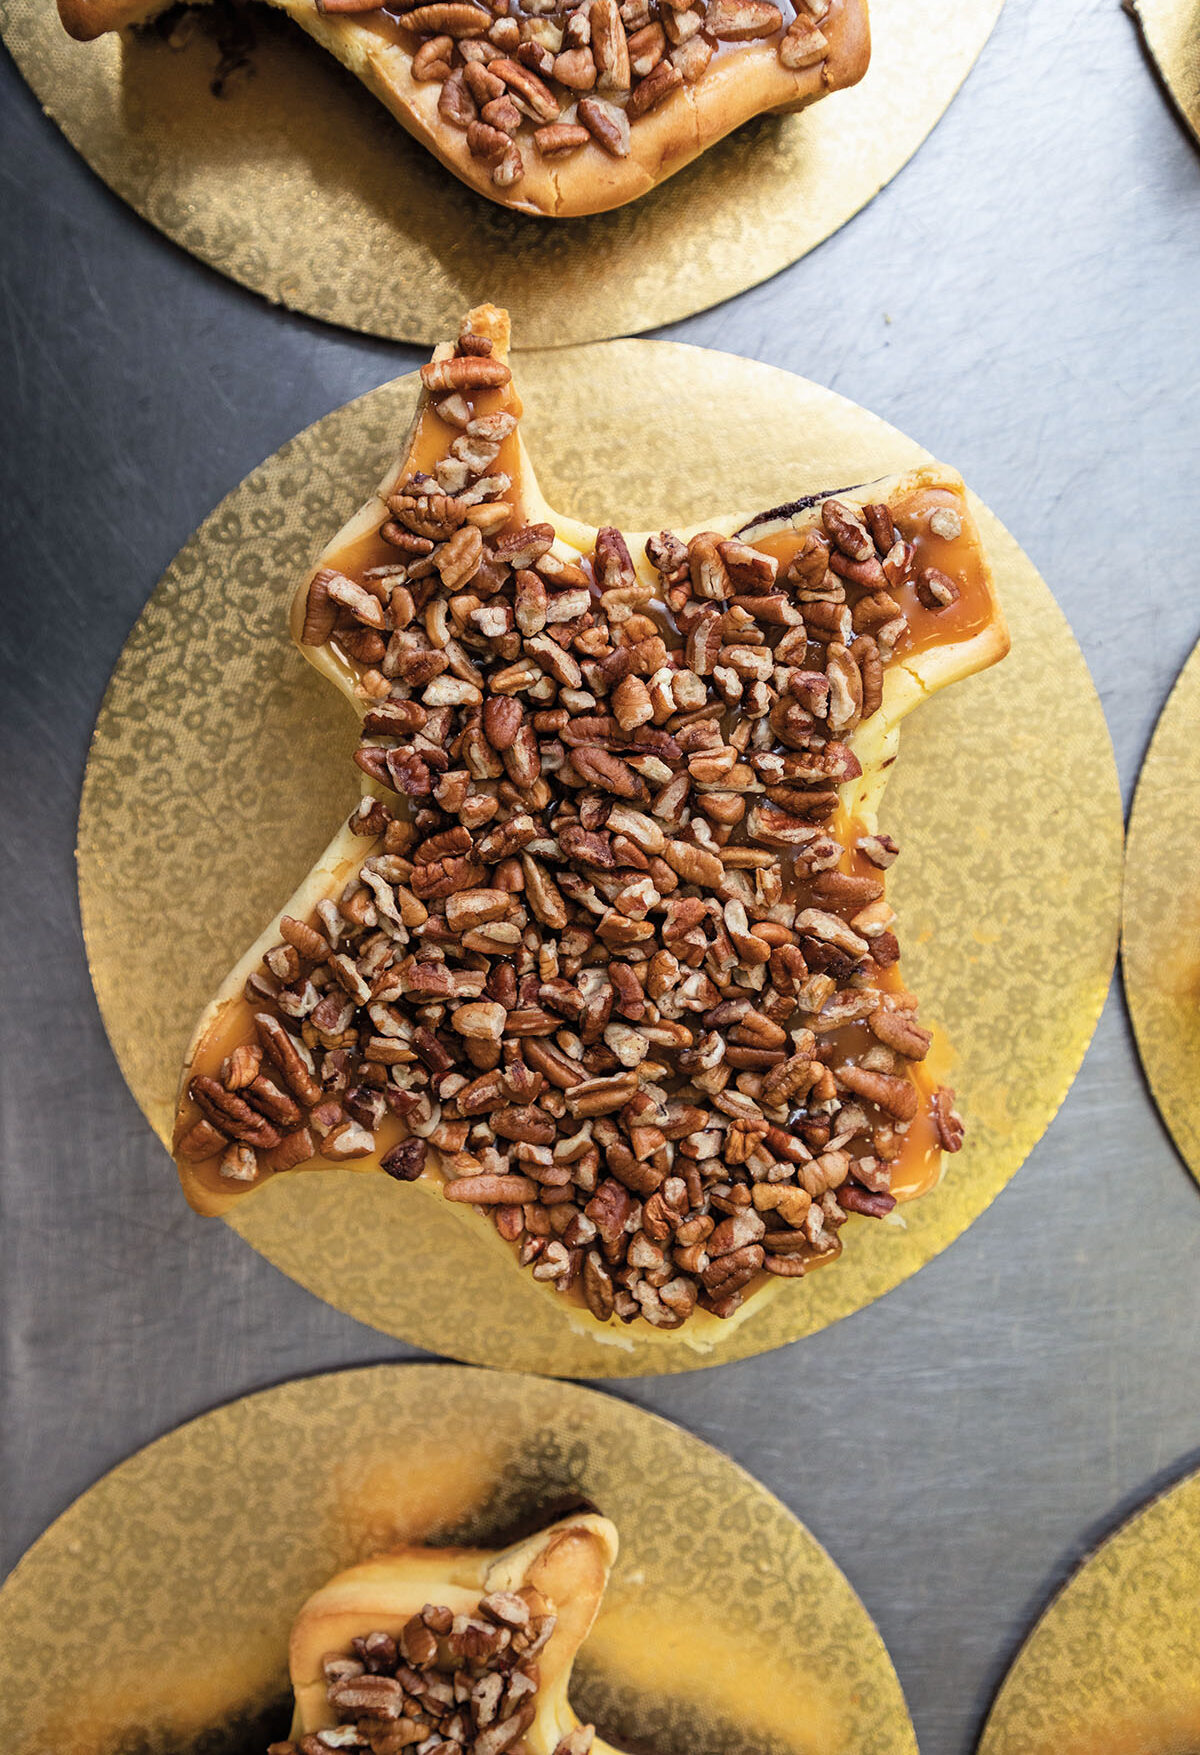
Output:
top-left (821, 497), bottom-right (874, 561)
top-left (221, 1042), bottom-right (262, 1090)
top-left (445, 1174), bottom-right (539, 1204)
top-left (327, 1675), bottom-right (404, 1720)
top-left (534, 121), bottom-right (590, 154)
top-left (825, 641), bottom-right (863, 733)
top-left (523, 1037), bottom-right (586, 1089)
top-left (445, 887), bottom-right (511, 932)
top-left (555, 46), bottom-right (598, 89)
top-left (437, 522), bottom-right (484, 586)
top-left (491, 55), bottom-right (561, 121)
top-left (438, 68), bottom-right (478, 128)
top-left (795, 907), bottom-right (870, 960)
top-left (467, 120), bottom-right (512, 162)
top-left (930, 507), bottom-right (964, 540)
top-left (582, 1250), bottom-right (616, 1321)
top-left (411, 855), bottom-right (487, 899)
top-left (761, 1053), bottom-right (820, 1106)
top-left (569, 745), bottom-right (646, 799)
top-left (577, 96), bottom-right (631, 157)
top-left (246, 1073), bottom-right (302, 1127)
top-left (300, 570), bottom-right (337, 645)
top-left (412, 33), bottom-right (454, 78)
top-left (176, 1118), bottom-right (228, 1160)
top-left (839, 1185), bottom-right (897, 1218)
top-left (837, 1063), bottom-right (920, 1123)
top-left (585, 1177), bottom-right (634, 1244)
top-left (324, 1120), bottom-right (376, 1160)
top-left (565, 1072), bottom-right (639, 1117)
top-left (628, 59), bottom-right (683, 115)
top-left (267, 1128), bottom-right (316, 1172)
top-left (189, 1076), bottom-right (280, 1150)
top-left (778, 13), bottom-right (827, 65)
top-left (916, 567), bottom-right (961, 610)
top-left (851, 633), bottom-right (883, 719)
top-left (381, 1139), bottom-right (427, 1181)
top-left (593, 525), bottom-right (636, 591)
top-left (403, 1), bottom-right (491, 33)
top-left (762, 1251), bottom-right (810, 1277)
top-left (810, 870), bottom-right (884, 908)
top-left (326, 571), bottom-right (385, 629)
top-left (702, 1242), bottom-right (764, 1295)
top-left (591, 0), bottom-right (631, 89)
top-left (279, 914), bottom-right (330, 963)
top-left (868, 1006), bottom-right (932, 1061)
top-left (627, 21), bottom-right (666, 75)
top-left (932, 1086), bottom-right (965, 1151)
top-left (704, 0), bottom-right (781, 37)
top-left (420, 356), bottom-right (513, 394)
top-left (503, 721), bottom-right (542, 790)
top-left (659, 839), bottom-right (723, 888)
top-left (254, 1012), bottom-right (322, 1105)
top-left (452, 1000), bottom-right (508, 1042)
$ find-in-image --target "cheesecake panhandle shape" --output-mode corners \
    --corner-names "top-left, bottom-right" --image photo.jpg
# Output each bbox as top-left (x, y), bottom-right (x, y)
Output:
top-left (56, 0), bottom-right (870, 218)
top-left (172, 304), bottom-right (1009, 1350)
top-left (273, 1514), bottom-right (621, 1755)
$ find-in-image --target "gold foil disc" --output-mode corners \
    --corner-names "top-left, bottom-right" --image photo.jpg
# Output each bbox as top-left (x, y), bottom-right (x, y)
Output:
top-left (977, 1463), bottom-right (1200, 1754)
top-left (1123, 635), bottom-right (1200, 1186)
top-left (2, 0), bottom-right (1001, 345)
top-left (1129, 0), bottom-right (1200, 147)
top-left (0, 1363), bottom-right (916, 1755)
top-left (76, 340), bottom-right (1122, 1375)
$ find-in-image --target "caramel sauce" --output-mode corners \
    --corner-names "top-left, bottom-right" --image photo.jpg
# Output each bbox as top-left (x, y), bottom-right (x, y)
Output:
top-left (750, 485), bottom-right (995, 660)
top-left (349, 6), bottom-right (414, 49)
top-left (410, 381), bottom-right (525, 512)
top-left (322, 378), bottom-right (526, 645)
top-left (837, 827), bottom-right (944, 1202)
top-left (180, 992), bottom-right (409, 1201)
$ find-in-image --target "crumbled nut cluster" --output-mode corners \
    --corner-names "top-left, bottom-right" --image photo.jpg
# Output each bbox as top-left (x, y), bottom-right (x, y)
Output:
top-left (319, 0), bottom-right (834, 189)
top-left (177, 319), bottom-right (965, 1330)
top-left (269, 1591), bottom-right (592, 1755)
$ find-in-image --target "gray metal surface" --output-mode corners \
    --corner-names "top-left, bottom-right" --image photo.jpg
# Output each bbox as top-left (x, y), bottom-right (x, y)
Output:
top-left (2, 0), bottom-right (1199, 1748)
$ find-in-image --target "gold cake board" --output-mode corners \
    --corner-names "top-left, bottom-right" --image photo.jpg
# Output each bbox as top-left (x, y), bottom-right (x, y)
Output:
top-left (2, 0), bottom-right (1003, 344)
top-left (77, 338), bottom-right (1123, 1375)
top-left (0, 1363), bottom-right (916, 1755)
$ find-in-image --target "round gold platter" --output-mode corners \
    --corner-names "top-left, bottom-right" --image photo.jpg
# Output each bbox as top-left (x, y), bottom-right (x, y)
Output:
top-left (1128, 0), bottom-right (1200, 148)
top-left (76, 338), bottom-right (1123, 1376)
top-left (2, 0), bottom-right (1003, 345)
top-left (977, 1461), bottom-right (1200, 1755)
top-left (0, 1363), bottom-right (916, 1755)
top-left (1123, 634), bottom-right (1200, 1187)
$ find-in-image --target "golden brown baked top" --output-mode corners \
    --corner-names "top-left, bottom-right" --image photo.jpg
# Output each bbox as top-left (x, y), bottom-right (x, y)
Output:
top-left (172, 307), bottom-right (1007, 1334)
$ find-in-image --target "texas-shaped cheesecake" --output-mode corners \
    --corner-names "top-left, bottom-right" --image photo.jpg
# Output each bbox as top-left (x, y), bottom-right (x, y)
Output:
top-left (57, 0), bottom-right (869, 217)
top-left (171, 304), bottom-right (1009, 1348)
top-left (271, 1514), bottom-right (621, 1755)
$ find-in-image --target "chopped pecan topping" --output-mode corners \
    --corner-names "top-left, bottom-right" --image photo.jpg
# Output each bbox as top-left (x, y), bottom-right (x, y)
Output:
top-left (338, 0), bottom-right (834, 191)
top-left (179, 318), bottom-right (978, 1334)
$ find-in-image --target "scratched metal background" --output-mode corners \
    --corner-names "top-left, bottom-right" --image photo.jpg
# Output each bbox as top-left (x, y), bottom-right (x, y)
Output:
top-left (3, 1), bottom-right (1200, 1748)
